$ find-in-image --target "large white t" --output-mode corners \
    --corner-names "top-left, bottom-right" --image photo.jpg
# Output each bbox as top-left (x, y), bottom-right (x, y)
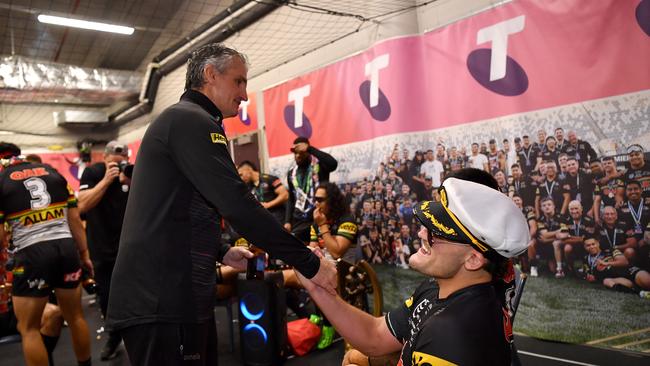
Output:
top-left (288, 85), bottom-right (311, 128)
top-left (476, 15), bottom-right (525, 81)
top-left (364, 54), bottom-right (390, 108)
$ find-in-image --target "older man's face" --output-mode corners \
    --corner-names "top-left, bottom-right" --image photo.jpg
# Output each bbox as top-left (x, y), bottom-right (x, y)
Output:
top-left (202, 57), bottom-right (248, 118)
top-left (568, 202), bottom-right (583, 219)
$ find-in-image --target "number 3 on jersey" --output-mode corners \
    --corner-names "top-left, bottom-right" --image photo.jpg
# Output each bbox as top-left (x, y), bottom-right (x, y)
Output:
top-left (24, 177), bottom-right (51, 209)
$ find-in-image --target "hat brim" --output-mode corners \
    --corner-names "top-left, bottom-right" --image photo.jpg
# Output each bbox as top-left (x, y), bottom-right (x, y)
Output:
top-left (413, 201), bottom-right (473, 245)
top-left (413, 199), bottom-right (505, 262)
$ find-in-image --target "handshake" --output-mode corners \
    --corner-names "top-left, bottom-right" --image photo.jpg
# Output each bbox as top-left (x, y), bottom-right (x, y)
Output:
top-left (221, 246), bottom-right (339, 296)
top-left (295, 248), bottom-right (339, 296)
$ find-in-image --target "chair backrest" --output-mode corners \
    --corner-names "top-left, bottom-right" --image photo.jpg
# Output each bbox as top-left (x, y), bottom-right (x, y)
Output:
top-left (510, 267), bottom-right (528, 323)
top-left (509, 267), bottom-right (527, 366)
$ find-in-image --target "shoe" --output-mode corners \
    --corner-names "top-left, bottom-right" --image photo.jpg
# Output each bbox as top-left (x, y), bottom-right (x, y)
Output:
top-left (640, 291), bottom-right (650, 299)
top-left (530, 266), bottom-right (538, 277)
top-left (100, 333), bottom-right (121, 360)
top-left (309, 314), bottom-right (323, 326)
top-left (555, 269), bottom-right (565, 278)
top-left (316, 325), bottom-right (335, 349)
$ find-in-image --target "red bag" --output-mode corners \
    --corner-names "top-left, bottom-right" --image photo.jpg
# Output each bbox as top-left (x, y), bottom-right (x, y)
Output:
top-left (286, 318), bottom-right (321, 356)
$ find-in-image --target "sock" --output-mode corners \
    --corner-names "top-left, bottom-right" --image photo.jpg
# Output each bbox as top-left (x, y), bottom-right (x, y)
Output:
top-left (556, 262), bottom-right (563, 270)
top-left (612, 284), bottom-right (636, 294)
top-left (41, 334), bottom-right (59, 366)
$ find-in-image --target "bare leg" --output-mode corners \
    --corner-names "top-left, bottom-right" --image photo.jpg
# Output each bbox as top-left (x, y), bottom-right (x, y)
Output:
top-left (40, 303), bottom-right (64, 337)
top-left (12, 295), bottom-right (49, 366)
top-left (55, 286), bottom-right (91, 362)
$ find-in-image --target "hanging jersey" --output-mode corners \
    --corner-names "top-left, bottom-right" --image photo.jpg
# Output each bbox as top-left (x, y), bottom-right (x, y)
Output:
top-left (0, 162), bottom-right (76, 251)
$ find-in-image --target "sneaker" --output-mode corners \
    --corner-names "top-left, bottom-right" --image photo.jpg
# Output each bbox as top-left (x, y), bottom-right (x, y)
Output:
top-left (100, 333), bottom-right (121, 360)
top-left (640, 291), bottom-right (650, 299)
top-left (530, 266), bottom-right (538, 277)
top-left (316, 325), bottom-right (335, 350)
top-left (555, 269), bottom-right (565, 278)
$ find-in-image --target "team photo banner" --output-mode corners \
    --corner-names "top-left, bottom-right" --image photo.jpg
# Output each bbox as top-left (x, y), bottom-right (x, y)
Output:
top-left (263, 0), bottom-right (650, 158)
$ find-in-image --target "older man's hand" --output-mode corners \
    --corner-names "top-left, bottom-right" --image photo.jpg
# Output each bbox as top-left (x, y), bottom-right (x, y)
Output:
top-left (296, 256), bottom-right (337, 296)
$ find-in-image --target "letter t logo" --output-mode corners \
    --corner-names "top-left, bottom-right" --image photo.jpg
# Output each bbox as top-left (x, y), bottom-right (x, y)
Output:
top-left (288, 85), bottom-right (311, 128)
top-left (364, 54), bottom-right (390, 108)
top-left (476, 15), bottom-right (525, 81)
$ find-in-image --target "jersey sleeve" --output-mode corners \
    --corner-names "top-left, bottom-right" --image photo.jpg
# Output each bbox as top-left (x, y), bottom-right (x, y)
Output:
top-left (536, 217), bottom-right (547, 231)
top-left (559, 215), bottom-right (570, 232)
top-left (269, 174), bottom-right (283, 189)
top-left (336, 215), bottom-right (358, 242)
top-left (385, 279), bottom-right (436, 343)
top-left (385, 296), bottom-right (412, 343)
top-left (167, 112), bottom-right (320, 278)
top-left (310, 224), bottom-right (318, 242)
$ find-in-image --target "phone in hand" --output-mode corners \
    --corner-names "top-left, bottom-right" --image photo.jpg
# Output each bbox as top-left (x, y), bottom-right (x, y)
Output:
top-left (246, 253), bottom-right (265, 280)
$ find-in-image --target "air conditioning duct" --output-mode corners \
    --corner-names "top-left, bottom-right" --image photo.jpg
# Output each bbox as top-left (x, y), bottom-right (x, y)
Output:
top-left (53, 110), bottom-right (109, 126)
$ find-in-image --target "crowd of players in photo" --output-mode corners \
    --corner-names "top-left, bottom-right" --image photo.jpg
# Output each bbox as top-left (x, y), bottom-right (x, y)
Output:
top-left (339, 127), bottom-right (650, 295)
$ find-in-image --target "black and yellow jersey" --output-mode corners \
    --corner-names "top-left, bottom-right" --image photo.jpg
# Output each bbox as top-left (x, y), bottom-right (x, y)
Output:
top-left (386, 280), bottom-right (511, 366)
top-left (310, 213), bottom-right (358, 261)
top-left (0, 161), bottom-right (76, 251)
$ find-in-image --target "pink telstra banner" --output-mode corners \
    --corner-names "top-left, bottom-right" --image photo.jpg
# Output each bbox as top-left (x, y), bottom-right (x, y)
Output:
top-left (263, 0), bottom-right (650, 158)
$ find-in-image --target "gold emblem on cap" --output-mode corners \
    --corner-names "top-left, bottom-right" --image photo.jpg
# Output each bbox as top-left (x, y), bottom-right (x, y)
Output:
top-left (439, 187), bottom-right (489, 252)
top-left (420, 201), bottom-right (456, 236)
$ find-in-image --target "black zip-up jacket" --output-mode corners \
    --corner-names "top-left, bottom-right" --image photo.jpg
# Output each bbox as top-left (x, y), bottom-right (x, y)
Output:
top-left (107, 90), bottom-right (320, 330)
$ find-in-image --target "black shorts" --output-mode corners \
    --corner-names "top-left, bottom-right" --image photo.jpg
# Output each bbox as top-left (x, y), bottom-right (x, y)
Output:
top-left (121, 320), bottom-right (218, 366)
top-left (11, 238), bottom-right (81, 297)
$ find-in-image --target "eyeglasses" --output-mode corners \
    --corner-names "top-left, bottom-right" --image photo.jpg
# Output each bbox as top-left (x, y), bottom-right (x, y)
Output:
top-left (314, 196), bottom-right (327, 203)
top-left (421, 226), bottom-right (470, 248)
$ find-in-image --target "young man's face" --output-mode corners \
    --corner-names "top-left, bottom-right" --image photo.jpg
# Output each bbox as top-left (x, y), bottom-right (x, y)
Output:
top-left (629, 151), bottom-right (645, 168)
top-left (237, 165), bottom-right (254, 183)
top-left (401, 225), bottom-right (410, 236)
top-left (541, 200), bottom-right (555, 215)
top-left (545, 163), bottom-right (557, 179)
top-left (547, 138), bottom-right (556, 149)
top-left (495, 171), bottom-right (506, 185)
top-left (512, 196), bottom-right (523, 208)
top-left (402, 185), bottom-right (410, 195)
top-left (566, 159), bottom-right (579, 175)
top-left (584, 240), bottom-right (600, 256)
top-left (409, 226), bottom-right (473, 278)
top-left (626, 184), bottom-right (642, 202)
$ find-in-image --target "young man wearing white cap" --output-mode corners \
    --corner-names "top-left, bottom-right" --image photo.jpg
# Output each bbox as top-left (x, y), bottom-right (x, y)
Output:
top-left (297, 168), bottom-right (530, 366)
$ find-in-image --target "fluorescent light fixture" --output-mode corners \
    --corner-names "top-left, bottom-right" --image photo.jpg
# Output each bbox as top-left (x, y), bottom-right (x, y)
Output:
top-left (38, 14), bottom-right (134, 35)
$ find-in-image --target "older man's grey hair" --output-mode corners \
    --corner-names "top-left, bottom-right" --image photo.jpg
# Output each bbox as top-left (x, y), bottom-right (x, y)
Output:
top-left (185, 43), bottom-right (248, 90)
